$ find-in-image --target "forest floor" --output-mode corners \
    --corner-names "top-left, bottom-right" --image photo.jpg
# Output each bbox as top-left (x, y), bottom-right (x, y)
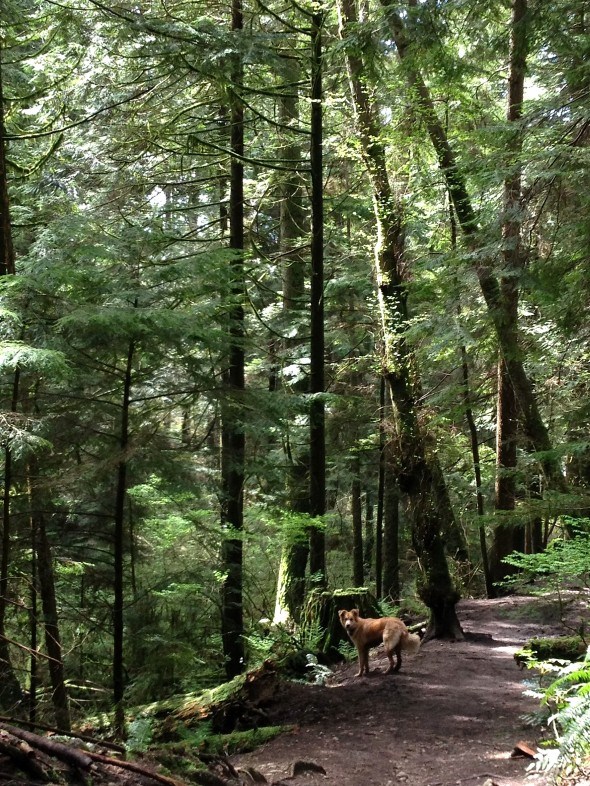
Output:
top-left (230, 594), bottom-right (590, 786)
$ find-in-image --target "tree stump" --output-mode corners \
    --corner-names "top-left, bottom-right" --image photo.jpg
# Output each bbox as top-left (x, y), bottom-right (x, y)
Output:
top-left (300, 588), bottom-right (380, 661)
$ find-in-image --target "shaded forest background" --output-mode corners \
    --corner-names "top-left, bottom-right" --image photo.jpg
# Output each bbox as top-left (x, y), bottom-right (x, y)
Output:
top-left (0, 0), bottom-right (589, 738)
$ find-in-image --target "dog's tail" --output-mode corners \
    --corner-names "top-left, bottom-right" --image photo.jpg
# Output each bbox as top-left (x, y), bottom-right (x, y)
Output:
top-left (402, 631), bottom-right (421, 654)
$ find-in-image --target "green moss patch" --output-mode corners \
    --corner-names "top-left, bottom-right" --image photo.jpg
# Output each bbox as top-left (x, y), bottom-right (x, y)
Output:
top-left (516, 635), bottom-right (587, 665)
top-left (200, 725), bottom-right (290, 755)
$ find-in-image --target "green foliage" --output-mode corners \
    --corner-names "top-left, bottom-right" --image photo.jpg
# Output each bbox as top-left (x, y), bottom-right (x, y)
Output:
top-left (243, 614), bottom-right (328, 681)
top-left (337, 638), bottom-right (357, 664)
top-left (526, 649), bottom-right (590, 779)
top-left (154, 725), bottom-right (288, 778)
top-left (1, 0), bottom-right (590, 734)
top-left (200, 726), bottom-right (288, 755)
top-left (126, 716), bottom-right (154, 753)
top-left (502, 525), bottom-right (590, 592)
top-left (377, 598), bottom-right (401, 618)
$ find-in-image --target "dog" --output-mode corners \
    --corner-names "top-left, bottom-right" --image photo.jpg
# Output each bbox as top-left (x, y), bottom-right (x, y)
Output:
top-left (338, 608), bottom-right (420, 677)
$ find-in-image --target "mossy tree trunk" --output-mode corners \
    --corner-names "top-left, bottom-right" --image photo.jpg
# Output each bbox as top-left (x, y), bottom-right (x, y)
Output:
top-left (220, 0), bottom-right (246, 679)
top-left (338, 0), bottom-right (463, 640)
top-left (308, 8), bottom-right (326, 587)
top-left (351, 458), bottom-right (364, 586)
top-left (382, 447), bottom-right (400, 601)
top-left (489, 0), bottom-right (529, 591)
top-left (0, 56), bottom-right (23, 711)
top-left (273, 53), bottom-right (309, 626)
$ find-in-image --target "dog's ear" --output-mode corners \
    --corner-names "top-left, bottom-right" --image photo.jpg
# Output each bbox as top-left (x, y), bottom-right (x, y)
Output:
top-left (351, 609), bottom-right (359, 618)
top-left (338, 609), bottom-right (346, 621)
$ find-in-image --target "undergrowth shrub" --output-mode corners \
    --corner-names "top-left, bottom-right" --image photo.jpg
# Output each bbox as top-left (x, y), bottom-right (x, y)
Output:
top-left (502, 522), bottom-right (590, 598)
top-left (506, 523), bottom-right (590, 779)
top-left (523, 648), bottom-right (590, 779)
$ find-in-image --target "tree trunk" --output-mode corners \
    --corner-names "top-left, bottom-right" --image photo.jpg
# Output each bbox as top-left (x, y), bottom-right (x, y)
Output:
top-left (308, 9), bottom-right (326, 586)
top-left (380, 0), bottom-right (563, 489)
top-left (220, 0), bottom-right (246, 679)
top-left (364, 490), bottom-right (374, 582)
top-left (0, 57), bottom-right (22, 706)
top-left (36, 514), bottom-right (71, 731)
top-left (0, 48), bottom-right (15, 276)
top-left (450, 193), bottom-right (493, 596)
top-left (0, 442), bottom-right (23, 712)
top-left (382, 450), bottom-right (400, 602)
top-left (374, 376), bottom-right (386, 597)
top-left (25, 455), bottom-right (70, 731)
top-left (29, 504), bottom-right (38, 725)
top-left (489, 357), bottom-right (523, 590)
top-left (338, 0), bottom-right (462, 640)
top-left (460, 344), bottom-right (493, 597)
top-left (351, 460), bottom-right (363, 586)
top-left (273, 526), bottom-right (308, 626)
top-left (489, 0), bottom-right (529, 590)
top-left (112, 339), bottom-right (134, 737)
top-left (273, 56), bottom-right (309, 626)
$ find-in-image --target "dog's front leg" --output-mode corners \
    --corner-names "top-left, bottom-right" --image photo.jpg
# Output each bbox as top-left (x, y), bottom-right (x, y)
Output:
top-left (354, 650), bottom-right (364, 677)
top-left (356, 645), bottom-right (369, 677)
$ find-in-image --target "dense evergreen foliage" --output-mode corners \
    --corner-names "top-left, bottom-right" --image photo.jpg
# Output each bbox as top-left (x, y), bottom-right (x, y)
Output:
top-left (0, 0), bottom-right (588, 744)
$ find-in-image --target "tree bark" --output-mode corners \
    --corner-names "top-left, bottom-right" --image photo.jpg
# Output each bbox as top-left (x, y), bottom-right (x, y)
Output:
top-left (0, 438), bottom-right (23, 711)
top-left (460, 344), bottom-right (493, 597)
top-left (351, 458), bottom-right (363, 586)
top-left (112, 339), bottom-right (134, 737)
top-left (0, 48), bottom-right (15, 276)
top-left (308, 8), bottom-right (326, 586)
top-left (374, 376), bottom-right (386, 597)
top-left (29, 502), bottom-right (38, 724)
top-left (273, 56), bottom-right (309, 626)
top-left (220, 0), bottom-right (246, 679)
top-left (26, 451), bottom-right (70, 730)
top-left (489, 0), bottom-right (529, 590)
top-left (382, 449), bottom-right (400, 601)
top-left (338, 0), bottom-right (462, 640)
top-left (35, 512), bottom-right (71, 731)
top-left (0, 54), bottom-right (22, 706)
top-left (364, 490), bottom-right (374, 581)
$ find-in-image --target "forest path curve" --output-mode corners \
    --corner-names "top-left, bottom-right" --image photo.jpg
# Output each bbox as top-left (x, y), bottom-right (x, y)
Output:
top-left (230, 595), bottom-right (584, 786)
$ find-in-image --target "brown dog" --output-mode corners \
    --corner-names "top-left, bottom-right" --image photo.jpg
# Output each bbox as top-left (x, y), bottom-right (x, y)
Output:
top-left (339, 608), bottom-right (420, 676)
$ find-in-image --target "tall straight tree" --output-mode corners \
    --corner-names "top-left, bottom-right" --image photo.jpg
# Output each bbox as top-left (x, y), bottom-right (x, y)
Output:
top-left (489, 0), bottom-right (529, 587)
top-left (337, 0), bottom-right (463, 639)
top-left (308, 6), bottom-right (326, 586)
top-left (34, 508), bottom-right (71, 730)
top-left (374, 376), bottom-right (386, 597)
top-left (0, 47), bottom-right (24, 711)
top-left (220, 0), bottom-right (246, 679)
top-left (273, 49), bottom-right (310, 625)
top-left (112, 337), bottom-right (134, 736)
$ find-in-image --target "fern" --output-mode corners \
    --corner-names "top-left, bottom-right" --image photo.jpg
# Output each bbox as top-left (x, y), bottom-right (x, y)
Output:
top-left (532, 648), bottom-right (590, 777)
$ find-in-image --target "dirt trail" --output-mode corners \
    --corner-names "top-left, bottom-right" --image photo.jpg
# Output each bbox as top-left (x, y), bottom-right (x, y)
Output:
top-left (231, 595), bottom-right (585, 786)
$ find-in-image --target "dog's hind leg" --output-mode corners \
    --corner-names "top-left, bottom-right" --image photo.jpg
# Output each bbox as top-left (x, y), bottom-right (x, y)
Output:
top-left (384, 648), bottom-right (395, 673)
top-left (393, 642), bottom-right (402, 672)
top-left (383, 630), bottom-right (403, 673)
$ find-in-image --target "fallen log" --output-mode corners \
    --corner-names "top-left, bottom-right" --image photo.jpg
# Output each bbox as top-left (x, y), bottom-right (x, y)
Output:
top-left (0, 729), bottom-right (51, 781)
top-left (157, 661), bottom-right (280, 738)
top-left (0, 714), bottom-right (125, 753)
top-left (0, 724), bottom-right (184, 786)
top-left (2, 724), bottom-right (93, 770)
